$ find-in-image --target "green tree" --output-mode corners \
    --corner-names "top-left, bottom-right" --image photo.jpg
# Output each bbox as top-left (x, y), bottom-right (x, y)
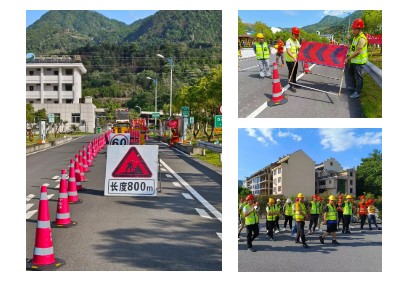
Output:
top-left (253, 21), bottom-right (273, 42)
top-left (26, 104), bottom-right (35, 124)
top-left (238, 17), bottom-right (246, 35)
top-left (362, 10), bottom-right (382, 34)
top-left (356, 149), bottom-right (382, 196)
top-left (238, 186), bottom-right (251, 202)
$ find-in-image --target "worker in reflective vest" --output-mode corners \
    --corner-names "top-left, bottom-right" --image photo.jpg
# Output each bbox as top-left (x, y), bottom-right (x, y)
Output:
top-left (358, 195), bottom-right (368, 231)
top-left (266, 198), bottom-right (277, 241)
top-left (295, 193), bottom-right (309, 248)
top-left (283, 198), bottom-right (293, 231)
top-left (274, 198), bottom-right (282, 233)
top-left (345, 18), bottom-right (368, 99)
top-left (243, 194), bottom-right (259, 252)
top-left (253, 33), bottom-right (271, 79)
top-left (275, 36), bottom-right (285, 67)
top-left (336, 194), bottom-right (344, 230)
top-left (308, 195), bottom-right (320, 235)
top-left (319, 195), bottom-right (340, 245)
top-left (285, 27), bottom-right (301, 93)
top-left (367, 199), bottom-right (382, 230)
top-left (238, 197), bottom-right (246, 239)
top-left (342, 195), bottom-right (353, 233)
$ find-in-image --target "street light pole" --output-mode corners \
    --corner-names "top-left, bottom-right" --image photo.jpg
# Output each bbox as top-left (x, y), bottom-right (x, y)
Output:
top-left (156, 54), bottom-right (173, 118)
top-left (135, 105), bottom-right (141, 116)
top-left (147, 76), bottom-right (158, 131)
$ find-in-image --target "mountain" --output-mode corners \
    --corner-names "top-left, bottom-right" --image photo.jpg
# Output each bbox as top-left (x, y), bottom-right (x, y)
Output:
top-left (26, 10), bottom-right (222, 54)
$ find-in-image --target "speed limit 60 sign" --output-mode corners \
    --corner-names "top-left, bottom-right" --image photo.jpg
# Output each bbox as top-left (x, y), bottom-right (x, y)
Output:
top-left (110, 133), bottom-right (130, 145)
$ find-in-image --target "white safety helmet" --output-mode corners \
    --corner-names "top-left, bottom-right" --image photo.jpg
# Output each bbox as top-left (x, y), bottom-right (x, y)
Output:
top-left (277, 199), bottom-right (281, 202)
top-left (286, 198), bottom-right (292, 203)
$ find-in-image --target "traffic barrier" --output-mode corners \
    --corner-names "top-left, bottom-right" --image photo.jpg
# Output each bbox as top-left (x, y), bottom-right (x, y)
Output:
top-left (83, 146), bottom-right (89, 172)
top-left (26, 185), bottom-right (65, 270)
top-left (68, 159), bottom-right (82, 204)
top-left (79, 150), bottom-right (85, 181)
top-left (52, 170), bottom-right (77, 228)
top-left (267, 62), bottom-right (288, 107)
top-left (74, 155), bottom-right (82, 190)
top-left (303, 62), bottom-right (311, 74)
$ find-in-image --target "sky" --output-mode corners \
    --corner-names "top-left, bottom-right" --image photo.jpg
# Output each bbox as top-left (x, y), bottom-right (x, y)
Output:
top-left (238, 128), bottom-right (382, 181)
top-left (238, 10), bottom-right (356, 29)
top-left (26, 10), bottom-right (158, 27)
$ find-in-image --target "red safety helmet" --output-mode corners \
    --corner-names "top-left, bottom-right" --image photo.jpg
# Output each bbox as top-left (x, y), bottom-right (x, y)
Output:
top-left (246, 194), bottom-right (254, 201)
top-left (240, 197), bottom-right (245, 203)
top-left (352, 18), bottom-right (365, 29)
top-left (317, 196), bottom-right (322, 201)
top-left (292, 27), bottom-right (300, 35)
top-left (339, 194), bottom-right (343, 199)
top-left (360, 195), bottom-right (365, 199)
top-left (312, 194), bottom-right (317, 199)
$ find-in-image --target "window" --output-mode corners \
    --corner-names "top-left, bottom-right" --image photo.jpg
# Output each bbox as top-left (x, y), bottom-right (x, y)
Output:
top-left (350, 171), bottom-right (353, 177)
top-left (273, 187), bottom-right (277, 193)
top-left (350, 180), bottom-right (353, 185)
top-left (329, 180), bottom-right (332, 184)
top-left (29, 86), bottom-right (34, 91)
top-left (65, 84), bottom-right (73, 91)
top-left (278, 186), bottom-right (282, 192)
top-left (36, 68), bottom-right (40, 71)
top-left (54, 86), bottom-right (58, 91)
top-left (350, 188), bottom-right (353, 193)
top-left (71, 113), bottom-right (80, 123)
top-left (29, 71), bottom-right (34, 76)
top-left (65, 69), bottom-right (73, 75)
top-left (54, 113), bottom-right (61, 123)
top-left (47, 68), bottom-right (52, 71)
top-left (54, 101), bottom-right (59, 104)
top-left (330, 162), bottom-right (333, 166)
top-left (66, 99), bottom-right (73, 104)
top-left (274, 170), bottom-right (277, 175)
top-left (274, 179), bottom-right (277, 185)
top-left (278, 177), bottom-right (281, 183)
top-left (278, 168), bottom-right (281, 174)
top-left (54, 71), bottom-right (59, 75)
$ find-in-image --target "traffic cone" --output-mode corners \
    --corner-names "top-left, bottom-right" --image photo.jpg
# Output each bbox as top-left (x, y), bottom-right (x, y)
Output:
top-left (52, 170), bottom-right (77, 228)
top-left (26, 185), bottom-right (65, 270)
top-left (68, 159), bottom-right (82, 204)
top-left (79, 150), bottom-right (85, 181)
top-left (87, 144), bottom-right (93, 167)
top-left (83, 146), bottom-right (89, 172)
top-left (74, 155), bottom-right (83, 190)
top-left (303, 62), bottom-right (311, 74)
top-left (267, 63), bottom-right (288, 107)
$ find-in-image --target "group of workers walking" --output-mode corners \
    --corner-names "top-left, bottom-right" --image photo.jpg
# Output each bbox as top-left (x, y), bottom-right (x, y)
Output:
top-left (239, 18), bottom-right (369, 98)
top-left (238, 193), bottom-right (381, 252)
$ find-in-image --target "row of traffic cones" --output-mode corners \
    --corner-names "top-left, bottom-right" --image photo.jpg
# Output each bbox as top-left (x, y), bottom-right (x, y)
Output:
top-left (267, 62), bottom-right (311, 107)
top-left (27, 133), bottom-right (109, 270)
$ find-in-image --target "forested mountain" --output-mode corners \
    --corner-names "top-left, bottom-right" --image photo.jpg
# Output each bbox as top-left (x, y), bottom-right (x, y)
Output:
top-left (301, 11), bottom-right (364, 34)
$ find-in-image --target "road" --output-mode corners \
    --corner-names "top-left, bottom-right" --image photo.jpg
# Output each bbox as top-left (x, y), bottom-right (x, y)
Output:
top-left (26, 135), bottom-right (222, 271)
top-left (238, 221), bottom-right (382, 272)
top-left (238, 54), bottom-right (362, 118)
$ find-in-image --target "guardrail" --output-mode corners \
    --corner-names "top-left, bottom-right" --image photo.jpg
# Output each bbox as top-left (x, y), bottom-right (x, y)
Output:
top-left (197, 140), bottom-right (222, 153)
top-left (364, 62), bottom-right (382, 88)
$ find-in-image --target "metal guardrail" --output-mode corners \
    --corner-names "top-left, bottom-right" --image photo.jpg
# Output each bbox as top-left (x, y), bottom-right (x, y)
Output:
top-left (364, 62), bottom-right (382, 88)
top-left (197, 140), bottom-right (222, 153)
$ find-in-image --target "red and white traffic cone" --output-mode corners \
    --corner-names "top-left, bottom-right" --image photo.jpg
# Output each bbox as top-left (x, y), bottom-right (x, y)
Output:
top-left (52, 170), bottom-right (77, 228)
top-left (79, 150), bottom-right (85, 181)
top-left (303, 62), bottom-right (311, 74)
top-left (87, 144), bottom-right (93, 167)
top-left (74, 155), bottom-right (83, 191)
top-left (68, 159), bottom-right (82, 204)
top-left (26, 185), bottom-right (65, 270)
top-left (267, 62), bottom-right (288, 107)
top-left (82, 146), bottom-right (89, 172)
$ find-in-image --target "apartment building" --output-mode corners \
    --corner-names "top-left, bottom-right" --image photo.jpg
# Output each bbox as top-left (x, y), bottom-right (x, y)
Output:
top-left (315, 157), bottom-right (356, 196)
top-left (26, 55), bottom-right (98, 132)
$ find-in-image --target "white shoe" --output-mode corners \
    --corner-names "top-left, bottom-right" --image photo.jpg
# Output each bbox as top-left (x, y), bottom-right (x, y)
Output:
top-left (275, 230), bottom-right (280, 234)
top-left (315, 227), bottom-right (319, 231)
top-left (350, 92), bottom-right (360, 99)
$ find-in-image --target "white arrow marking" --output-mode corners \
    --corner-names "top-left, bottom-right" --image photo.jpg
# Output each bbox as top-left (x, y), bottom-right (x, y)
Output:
top-left (195, 208), bottom-right (212, 219)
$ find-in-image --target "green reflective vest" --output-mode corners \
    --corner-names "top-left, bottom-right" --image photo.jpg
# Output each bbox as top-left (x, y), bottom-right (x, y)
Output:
top-left (343, 202), bottom-right (352, 215)
top-left (285, 203), bottom-right (293, 216)
top-left (326, 204), bottom-right (337, 221)
top-left (295, 202), bottom-right (306, 221)
top-left (255, 42), bottom-right (270, 60)
top-left (266, 205), bottom-right (276, 221)
top-left (285, 38), bottom-right (300, 62)
top-left (310, 201), bottom-right (320, 215)
top-left (350, 32), bottom-right (368, 64)
top-left (244, 204), bottom-right (258, 225)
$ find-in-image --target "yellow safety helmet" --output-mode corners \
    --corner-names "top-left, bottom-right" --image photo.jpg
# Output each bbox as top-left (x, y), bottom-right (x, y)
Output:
top-left (268, 198), bottom-right (275, 203)
top-left (256, 33), bottom-right (264, 39)
top-left (297, 193), bottom-right (304, 198)
top-left (329, 195), bottom-right (336, 201)
top-left (346, 195), bottom-right (353, 199)
top-left (274, 44), bottom-right (278, 49)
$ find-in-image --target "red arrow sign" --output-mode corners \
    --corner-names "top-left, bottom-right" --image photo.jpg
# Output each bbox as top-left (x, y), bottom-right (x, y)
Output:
top-left (297, 41), bottom-right (348, 69)
top-left (112, 147), bottom-right (152, 178)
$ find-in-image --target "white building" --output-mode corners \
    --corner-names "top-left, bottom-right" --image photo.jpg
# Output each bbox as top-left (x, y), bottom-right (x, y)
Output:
top-left (26, 55), bottom-right (99, 132)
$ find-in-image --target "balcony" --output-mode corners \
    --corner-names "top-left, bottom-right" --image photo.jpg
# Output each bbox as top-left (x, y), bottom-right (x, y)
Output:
top-left (26, 76), bottom-right (40, 83)
top-left (26, 91), bottom-right (40, 99)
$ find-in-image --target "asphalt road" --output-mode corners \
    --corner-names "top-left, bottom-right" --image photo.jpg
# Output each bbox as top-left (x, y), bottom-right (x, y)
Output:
top-left (238, 55), bottom-right (362, 118)
top-left (238, 220), bottom-right (382, 272)
top-left (26, 135), bottom-right (222, 271)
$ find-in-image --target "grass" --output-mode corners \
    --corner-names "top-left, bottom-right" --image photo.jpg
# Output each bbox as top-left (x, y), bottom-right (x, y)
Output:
top-left (193, 149), bottom-right (222, 168)
top-left (26, 132), bottom-right (91, 146)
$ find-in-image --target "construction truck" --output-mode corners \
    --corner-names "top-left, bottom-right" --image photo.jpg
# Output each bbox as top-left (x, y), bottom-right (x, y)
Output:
top-left (113, 108), bottom-right (131, 134)
top-left (131, 117), bottom-right (148, 145)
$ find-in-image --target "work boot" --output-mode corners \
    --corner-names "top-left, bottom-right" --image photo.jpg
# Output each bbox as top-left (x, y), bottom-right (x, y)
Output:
top-left (350, 92), bottom-right (360, 99)
top-left (248, 247), bottom-right (256, 252)
top-left (332, 240), bottom-right (340, 245)
top-left (303, 243), bottom-right (309, 248)
top-left (290, 86), bottom-right (297, 93)
top-left (319, 236), bottom-right (324, 244)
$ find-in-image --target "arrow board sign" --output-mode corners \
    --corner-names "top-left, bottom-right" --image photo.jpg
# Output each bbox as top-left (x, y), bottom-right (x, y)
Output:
top-left (104, 145), bottom-right (158, 196)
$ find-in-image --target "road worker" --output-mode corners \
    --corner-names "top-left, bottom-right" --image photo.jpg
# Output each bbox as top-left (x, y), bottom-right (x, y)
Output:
top-left (295, 193), bottom-right (309, 248)
top-left (253, 33), bottom-right (271, 79)
top-left (275, 36), bottom-right (285, 67)
top-left (342, 195), bottom-right (353, 233)
top-left (274, 198), bottom-right (283, 233)
top-left (336, 194), bottom-right (344, 231)
top-left (290, 197), bottom-right (299, 237)
top-left (316, 196), bottom-right (324, 231)
top-left (319, 195), bottom-right (340, 245)
top-left (367, 199), bottom-right (382, 230)
top-left (285, 27), bottom-right (301, 92)
top-left (243, 194), bottom-right (259, 252)
top-left (344, 18), bottom-right (368, 99)
top-left (308, 194), bottom-right (320, 234)
top-left (238, 197), bottom-right (246, 239)
top-left (266, 198), bottom-right (277, 241)
top-left (358, 195), bottom-right (368, 231)
top-left (283, 198), bottom-right (293, 231)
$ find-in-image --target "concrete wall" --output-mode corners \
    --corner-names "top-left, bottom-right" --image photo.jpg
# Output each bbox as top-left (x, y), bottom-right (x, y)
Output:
top-left (26, 137), bottom-right (74, 154)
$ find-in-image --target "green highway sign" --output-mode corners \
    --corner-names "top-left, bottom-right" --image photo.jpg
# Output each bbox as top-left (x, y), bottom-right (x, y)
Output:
top-left (48, 113), bottom-right (55, 123)
top-left (189, 116), bottom-right (194, 124)
top-left (181, 106), bottom-right (190, 117)
top-left (214, 115), bottom-right (222, 128)
top-left (152, 112), bottom-right (160, 118)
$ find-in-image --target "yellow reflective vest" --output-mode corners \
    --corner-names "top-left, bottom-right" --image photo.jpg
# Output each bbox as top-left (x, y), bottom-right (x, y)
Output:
top-left (350, 32), bottom-right (368, 64)
top-left (285, 38), bottom-right (300, 62)
top-left (244, 204), bottom-right (258, 225)
top-left (255, 42), bottom-right (270, 60)
top-left (326, 204), bottom-right (337, 221)
top-left (295, 202), bottom-right (306, 221)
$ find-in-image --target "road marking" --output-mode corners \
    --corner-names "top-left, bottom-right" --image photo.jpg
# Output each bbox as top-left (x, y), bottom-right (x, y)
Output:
top-left (161, 168), bottom-right (167, 172)
top-left (52, 176), bottom-right (60, 180)
top-left (26, 194), bottom-right (35, 201)
top-left (160, 159), bottom-right (222, 222)
top-left (48, 194), bottom-right (54, 200)
top-left (55, 184), bottom-right (60, 189)
top-left (26, 203), bottom-right (34, 211)
top-left (166, 174), bottom-right (173, 178)
top-left (240, 65), bottom-right (258, 71)
top-left (195, 208), bottom-right (212, 219)
top-left (172, 182), bottom-right (182, 187)
top-left (182, 193), bottom-right (193, 200)
top-left (43, 183), bottom-right (50, 187)
top-left (246, 63), bottom-right (316, 118)
top-left (26, 210), bottom-right (38, 219)
top-left (216, 232), bottom-right (222, 240)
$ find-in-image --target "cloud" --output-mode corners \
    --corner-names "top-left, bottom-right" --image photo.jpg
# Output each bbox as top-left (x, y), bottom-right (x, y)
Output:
top-left (244, 128), bottom-right (277, 146)
top-left (245, 128), bottom-right (257, 137)
top-left (277, 131), bottom-right (302, 142)
top-left (258, 128), bottom-right (277, 144)
top-left (323, 10), bottom-right (355, 17)
top-left (283, 11), bottom-right (299, 16)
top-left (319, 129), bottom-right (382, 152)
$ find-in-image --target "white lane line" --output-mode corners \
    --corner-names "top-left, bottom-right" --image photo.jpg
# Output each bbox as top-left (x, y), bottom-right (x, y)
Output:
top-left (52, 176), bottom-right (60, 180)
top-left (216, 233), bottom-right (222, 240)
top-left (160, 159), bottom-right (222, 222)
top-left (48, 194), bottom-right (54, 200)
top-left (246, 63), bottom-right (317, 118)
top-left (172, 181), bottom-right (182, 187)
top-left (55, 184), bottom-right (60, 189)
top-left (240, 65), bottom-right (258, 71)
top-left (43, 183), bottom-right (50, 187)
top-left (26, 194), bottom-right (35, 201)
top-left (26, 210), bottom-right (38, 220)
top-left (161, 168), bottom-right (167, 172)
top-left (182, 193), bottom-right (194, 200)
top-left (195, 208), bottom-right (212, 219)
top-left (166, 174), bottom-right (173, 178)
top-left (26, 203), bottom-right (34, 211)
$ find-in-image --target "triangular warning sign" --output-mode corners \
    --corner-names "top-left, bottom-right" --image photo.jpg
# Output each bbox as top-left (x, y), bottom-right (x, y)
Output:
top-left (112, 147), bottom-right (152, 178)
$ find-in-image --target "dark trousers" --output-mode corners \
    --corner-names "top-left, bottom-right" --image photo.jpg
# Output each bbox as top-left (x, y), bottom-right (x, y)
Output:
top-left (266, 220), bottom-right (275, 238)
top-left (349, 63), bottom-right (365, 94)
top-left (309, 214), bottom-right (319, 232)
top-left (284, 215), bottom-right (293, 229)
top-left (287, 61), bottom-right (298, 83)
top-left (343, 215), bottom-right (351, 232)
top-left (296, 221), bottom-right (306, 244)
top-left (274, 216), bottom-right (280, 230)
top-left (360, 214), bottom-right (367, 229)
top-left (337, 211), bottom-right (344, 228)
top-left (246, 224), bottom-right (259, 248)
